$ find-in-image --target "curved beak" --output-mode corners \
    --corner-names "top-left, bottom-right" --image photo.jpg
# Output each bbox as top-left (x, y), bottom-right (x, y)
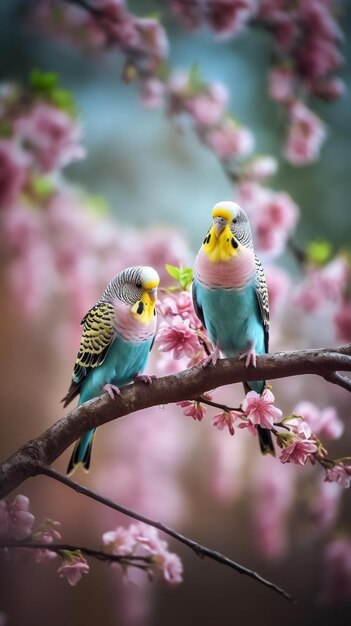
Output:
top-left (213, 218), bottom-right (226, 239)
top-left (147, 287), bottom-right (157, 303)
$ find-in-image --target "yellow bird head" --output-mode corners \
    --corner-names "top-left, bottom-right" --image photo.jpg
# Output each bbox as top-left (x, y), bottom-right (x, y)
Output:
top-left (132, 266), bottom-right (159, 323)
top-left (202, 200), bottom-right (251, 262)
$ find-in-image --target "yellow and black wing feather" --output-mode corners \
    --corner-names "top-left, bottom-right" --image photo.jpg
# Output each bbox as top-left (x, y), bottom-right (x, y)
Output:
top-left (62, 303), bottom-right (115, 407)
top-left (254, 255), bottom-right (270, 353)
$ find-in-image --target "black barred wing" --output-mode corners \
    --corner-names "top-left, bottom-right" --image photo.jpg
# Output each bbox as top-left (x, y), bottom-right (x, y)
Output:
top-left (62, 303), bottom-right (115, 407)
top-left (254, 255), bottom-right (270, 353)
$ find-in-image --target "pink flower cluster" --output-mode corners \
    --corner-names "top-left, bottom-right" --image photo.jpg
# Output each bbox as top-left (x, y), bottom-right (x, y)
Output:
top-left (0, 106), bottom-right (83, 204)
top-left (236, 180), bottom-right (299, 256)
top-left (32, 518), bottom-right (62, 563)
top-left (293, 256), bottom-right (351, 342)
top-left (325, 464), bottom-right (351, 489)
top-left (277, 415), bottom-right (318, 466)
top-left (240, 387), bottom-right (282, 430)
top-left (167, 71), bottom-right (255, 163)
top-left (14, 102), bottom-right (85, 172)
top-left (1, 79), bottom-right (193, 341)
top-left (157, 289), bottom-right (206, 367)
top-left (293, 401), bottom-right (344, 441)
top-left (102, 522), bottom-right (183, 584)
top-left (32, 0), bottom-right (168, 94)
top-left (212, 410), bottom-right (236, 436)
top-left (30, 0), bottom-right (345, 166)
top-left (0, 495), bottom-right (35, 540)
top-left (283, 100), bottom-right (326, 166)
top-left (262, 0), bottom-right (344, 163)
top-left (57, 552), bottom-right (90, 586)
top-left (168, 0), bottom-right (254, 39)
top-left (177, 396), bottom-right (211, 422)
top-left (279, 438), bottom-right (317, 466)
top-left (260, 0), bottom-right (344, 99)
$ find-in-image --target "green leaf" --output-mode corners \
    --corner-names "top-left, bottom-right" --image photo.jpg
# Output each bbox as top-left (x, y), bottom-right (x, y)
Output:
top-left (188, 63), bottom-right (203, 93)
top-left (87, 194), bottom-right (109, 216)
top-left (31, 176), bottom-right (55, 199)
top-left (30, 69), bottom-right (58, 93)
top-left (178, 267), bottom-right (193, 290)
top-left (307, 240), bottom-right (332, 265)
top-left (0, 120), bottom-right (11, 137)
top-left (165, 265), bottom-right (193, 289)
top-left (165, 264), bottom-right (181, 281)
top-left (49, 88), bottom-right (77, 116)
top-left (29, 69), bottom-right (77, 116)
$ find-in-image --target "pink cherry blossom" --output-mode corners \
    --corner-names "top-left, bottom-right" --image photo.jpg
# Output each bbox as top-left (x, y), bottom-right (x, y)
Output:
top-left (132, 17), bottom-right (169, 71)
top-left (268, 66), bottom-right (295, 103)
top-left (185, 82), bottom-right (229, 127)
top-left (102, 526), bottom-right (137, 556)
top-left (279, 439), bottom-right (317, 466)
top-left (157, 317), bottom-right (199, 360)
top-left (293, 258), bottom-right (349, 314)
top-left (177, 398), bottom-right (208, 422)
top-left (205, 0), bottom-right (254, 39)
top-left (325, 464), bottom-right (351, 489)
top-left (241, 155), bottom-right (278, 182)
top-left (14, 102), bottom-right (85, 172)
top-left (140, 78), bottom-right (165, 108)
top-left (313, 76), bottom-right (346, 101)
top-left (283, 100), bottom-right (327, 165)
top-left (293, 401), bottom-right (344, 440)
top-left (103, 523), bottom-right (183, 585)
top-left (284, 415), bottom-right (313, 440)
top-left (158, 291), bottom-right (197, 324)
top-left (0, 140), bottom-right (30, 206)
top-left (0, 495), bottom-right (35, 540)
top-left (201, 118), bottom-right (254, 160)
top-left (235, 181), bottom-right (299, 257)
top-left (155, 550), bottom-right (183, 584)
top-left (57, 553), bottom-right (90, 586)
top-left (212, 410), bottom-right (236, 436)
top-left (241, 388), bottom-right (282, 429)
top-left (33, 519), bottom-right (62, 563)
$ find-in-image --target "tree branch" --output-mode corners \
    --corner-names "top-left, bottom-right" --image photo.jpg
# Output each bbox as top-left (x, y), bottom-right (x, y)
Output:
top-left (1, 345), bottom-right (351, 498)
top-left (36, 467), bottom-right (292, 601)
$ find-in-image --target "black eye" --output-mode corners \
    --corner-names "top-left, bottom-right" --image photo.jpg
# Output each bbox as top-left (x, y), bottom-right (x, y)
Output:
top-left (136, 281), bottom-right (142, 288)
top-left (232, 218), bottom-right (238, 224)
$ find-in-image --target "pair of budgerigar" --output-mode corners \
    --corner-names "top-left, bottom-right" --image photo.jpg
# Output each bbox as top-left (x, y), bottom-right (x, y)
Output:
top-left (63, 200), bottom-right (273, 475)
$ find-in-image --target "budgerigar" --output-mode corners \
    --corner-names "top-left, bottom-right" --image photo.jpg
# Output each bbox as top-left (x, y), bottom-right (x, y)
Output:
top-left (62, 266), bottom-right (160, 474)
top-left (192, 200), bottom-right (274, 455)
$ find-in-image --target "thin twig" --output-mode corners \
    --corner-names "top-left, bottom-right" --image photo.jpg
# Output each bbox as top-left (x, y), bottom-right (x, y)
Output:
top-left (195, 396), bottom-right (242, 413)
top-left (0, 540), bottom-right (153, 567)
top-left (40, 467), bottom-right (293, 602)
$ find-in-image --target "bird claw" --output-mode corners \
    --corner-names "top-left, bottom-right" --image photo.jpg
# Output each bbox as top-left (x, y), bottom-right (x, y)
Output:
top-left (103, 383), bottom-right (121, 399)
top-left (200, 346), bottom-right (220, 368)
top-left (239, 343), bottom-right (257, 368)
top-left (134, 374), bottom-right (157, 385)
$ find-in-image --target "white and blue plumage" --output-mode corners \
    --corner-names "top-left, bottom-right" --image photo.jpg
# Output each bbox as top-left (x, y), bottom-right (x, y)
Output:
top-left (192, 201), bottom-right (274, 455)
top-left (62, 266), bottom-right (159, 474)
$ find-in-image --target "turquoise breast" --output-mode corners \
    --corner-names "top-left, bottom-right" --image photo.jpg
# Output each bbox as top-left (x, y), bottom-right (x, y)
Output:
top-left (194, 281), bottom-right (265, 357)
top-left (79, 335), bottom-right (153, 404)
